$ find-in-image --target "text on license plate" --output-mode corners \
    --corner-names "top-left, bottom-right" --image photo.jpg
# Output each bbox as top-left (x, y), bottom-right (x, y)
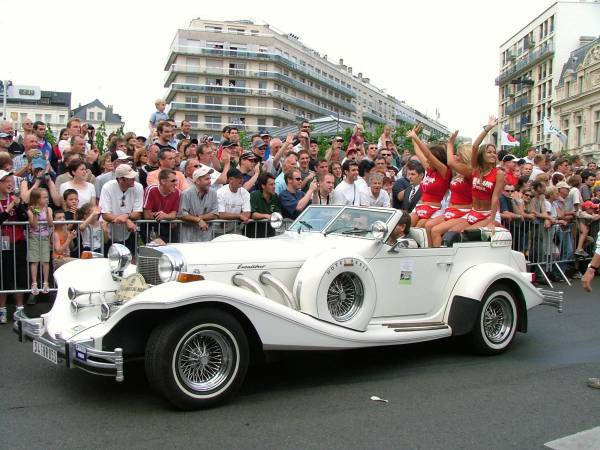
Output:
top-left (32, 341), bottom-right (58, 365)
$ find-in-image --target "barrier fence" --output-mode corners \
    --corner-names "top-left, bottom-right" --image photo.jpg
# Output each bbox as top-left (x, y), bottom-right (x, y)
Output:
top-left (0, 218), bottom-right (292, 295)
top-left (0, 217), bottom-right (595, 295)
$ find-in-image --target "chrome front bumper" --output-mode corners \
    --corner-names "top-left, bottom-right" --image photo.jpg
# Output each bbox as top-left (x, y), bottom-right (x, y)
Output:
top-left (539, 289), bottom-right (564, 313)
top-left (13, 309), bottom-right (124, 381)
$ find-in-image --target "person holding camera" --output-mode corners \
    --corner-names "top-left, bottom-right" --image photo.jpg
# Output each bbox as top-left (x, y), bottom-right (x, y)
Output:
top-left (19, 155), bottom-right (61, 209)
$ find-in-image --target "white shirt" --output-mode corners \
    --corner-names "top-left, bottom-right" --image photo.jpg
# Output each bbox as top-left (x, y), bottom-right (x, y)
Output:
top-left (361, 189), bottom-right (391, 208)
top-left (333, 180), bottom-right (362, 206)
top-left (59, 181), bottom-right (96, 208)
top-left (210, 168), bottom-right (223, 191)
top-left (81, 223), bottom-right (103, 251)
top-left (529, 166), bottom-right (544, 181)
top-left (217, 185), bottom-right (251, 214)
top-left (99, 179), bottom-right (144, 241)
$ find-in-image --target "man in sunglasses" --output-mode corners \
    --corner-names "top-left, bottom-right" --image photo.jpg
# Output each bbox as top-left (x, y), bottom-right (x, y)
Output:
top-left (279, 168), bottom-right (317, 219)
top-left (99, 164), bottom-right (143, 254)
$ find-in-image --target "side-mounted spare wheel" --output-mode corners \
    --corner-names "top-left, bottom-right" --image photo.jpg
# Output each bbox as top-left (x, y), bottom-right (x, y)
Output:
top-left (145, 307), bottom-right (249, 410)
top-left (293, 251), bottom-right (377, 331)
top-left (468, 283), bottom-right (519, 355)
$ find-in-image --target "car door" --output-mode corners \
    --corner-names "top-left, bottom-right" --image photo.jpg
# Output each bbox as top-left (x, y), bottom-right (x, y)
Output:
top-left (369, 245), bottom-right (456, 320)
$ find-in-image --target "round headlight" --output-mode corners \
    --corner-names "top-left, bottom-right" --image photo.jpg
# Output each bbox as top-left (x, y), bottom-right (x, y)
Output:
top-left (371, 221), bottom-right (388, 241)
top-left (270, 212), bottom-right (283, 230)
top-left (108, 244), bottom-right (132, 273)
top-left (158, 254), bottom-right (176, 282)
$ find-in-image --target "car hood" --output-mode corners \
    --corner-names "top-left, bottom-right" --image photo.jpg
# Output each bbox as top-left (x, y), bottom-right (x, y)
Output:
top-left (167, 232), bottom-right (380, 271)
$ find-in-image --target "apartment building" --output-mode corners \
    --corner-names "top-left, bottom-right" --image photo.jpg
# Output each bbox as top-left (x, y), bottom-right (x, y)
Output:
top-left (1, 87), bottom-right (71, 134)
top-left (496, 1), bottom-right (600, 151)
top-left (163, 19), bottom-right (448, 140)
top-left (553, 36), bottom-right (600, 160)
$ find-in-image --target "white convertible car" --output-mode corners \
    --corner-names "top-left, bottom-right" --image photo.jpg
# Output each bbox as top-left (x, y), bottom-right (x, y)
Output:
top-left (14, 206), bottom-right (562, 409)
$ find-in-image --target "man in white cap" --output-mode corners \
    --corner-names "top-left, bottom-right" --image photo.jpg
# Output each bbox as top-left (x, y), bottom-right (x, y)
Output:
top-left (178, 164), bottom-right (219, 242)
top-left (99, 164), bottom-right (143, 253)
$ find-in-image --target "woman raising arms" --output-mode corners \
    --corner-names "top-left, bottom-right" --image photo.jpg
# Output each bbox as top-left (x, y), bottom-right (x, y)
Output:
top-left (448, 116), bottom-right (505, 235)
top-left (427, 131), bottom-right (473, 247)
top-left (406, 124), bottom-right (451, 231)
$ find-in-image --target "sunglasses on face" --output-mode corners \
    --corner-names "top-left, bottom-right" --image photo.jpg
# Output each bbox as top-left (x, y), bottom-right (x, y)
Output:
top-left (293, 177), bottom-right (302, 181)
top-left (504, 189), bottom-right (515, 193)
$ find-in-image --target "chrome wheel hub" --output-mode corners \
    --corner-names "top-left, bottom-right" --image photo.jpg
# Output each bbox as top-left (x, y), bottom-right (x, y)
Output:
top-left (177, 329), bottom-right (234, 392)
top-left (483, 296), bottom-right (514, 344)
top-left (327, 272), bottom-right (364, 322)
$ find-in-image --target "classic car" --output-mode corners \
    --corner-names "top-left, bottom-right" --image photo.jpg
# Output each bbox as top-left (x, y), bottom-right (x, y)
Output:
top-left (14, 205), bottom-right (563, 409)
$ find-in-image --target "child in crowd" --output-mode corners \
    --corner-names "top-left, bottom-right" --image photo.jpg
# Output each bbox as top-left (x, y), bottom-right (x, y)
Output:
top-left (62, 189), bottom-right (79, 220)
top-left (27, 188), bottom-right (53, 295)
top-left (77, 204), bottom-right (107, 253)
top-left (52, 209), bottom-right (77, 269)
top-left (148, 99), bottom-right (169, 135)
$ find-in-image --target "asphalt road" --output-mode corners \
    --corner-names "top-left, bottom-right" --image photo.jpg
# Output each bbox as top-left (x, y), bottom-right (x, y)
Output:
top-left (2, 282), bottom-right (600, 450)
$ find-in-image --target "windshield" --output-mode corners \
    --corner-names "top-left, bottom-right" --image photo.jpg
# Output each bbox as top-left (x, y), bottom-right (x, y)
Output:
top-left (288, 206), bottom-right (342, 232)
top-left (323, 207), bottom-right (394, 239)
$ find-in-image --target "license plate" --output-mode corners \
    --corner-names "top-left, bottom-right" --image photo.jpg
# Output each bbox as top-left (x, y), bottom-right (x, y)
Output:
top-left (32, 341), bottom-right (58, 365)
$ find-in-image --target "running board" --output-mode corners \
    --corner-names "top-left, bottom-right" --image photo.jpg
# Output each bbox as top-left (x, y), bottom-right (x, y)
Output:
top-left (382, 322), bottom-right (449, 332)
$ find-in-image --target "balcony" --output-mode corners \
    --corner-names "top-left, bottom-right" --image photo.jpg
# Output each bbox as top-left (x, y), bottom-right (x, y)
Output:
top-left (167, 84), bottom-right (353, 121)
top-left (185, 121), bottom-right (280, 133)
top-left (495, 42), bottom-right (554, 85)
top-left (165, 45), bottom-right (356, 97)
top-left (169, 102), bottom-right (304, 122)
top-left (505, 97), bottom-right (533, 116)
top-left (164, 69), bottom-right (355, 112)
top-left (164, 66), bottom-right (355, 112)
top-left (362, 109), bottom-right (386, 124)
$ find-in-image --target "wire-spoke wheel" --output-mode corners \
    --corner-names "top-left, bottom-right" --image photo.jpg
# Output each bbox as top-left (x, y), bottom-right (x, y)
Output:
top-left (469, 284), bottom-right (519, 355)
top-left (146, 308), bottom-right (249, 410)
top-left (327, 272), bottom-right (364, 322)
top-left (176, 329), bottom-right (234, 392)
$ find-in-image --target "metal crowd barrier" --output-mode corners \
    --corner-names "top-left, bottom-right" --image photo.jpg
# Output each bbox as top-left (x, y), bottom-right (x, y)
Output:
top-left (502, 218), bottom-right (597, 288)
top-left (0, 218), bottom-right (292, 295)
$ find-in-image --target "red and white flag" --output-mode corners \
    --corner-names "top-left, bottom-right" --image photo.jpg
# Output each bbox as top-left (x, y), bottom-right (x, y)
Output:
top-left (501, 130), bottom-right (519, 147)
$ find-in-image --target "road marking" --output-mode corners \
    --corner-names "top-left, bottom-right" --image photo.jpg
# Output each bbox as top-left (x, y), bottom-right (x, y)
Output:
top-left (545, 426), bottom-right (600, 449)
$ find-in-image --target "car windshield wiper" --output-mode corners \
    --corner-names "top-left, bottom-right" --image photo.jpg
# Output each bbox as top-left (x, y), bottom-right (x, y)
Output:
top-left (324, 226), bottom-right (368, 236)
top-left (298, 220), bottom-right (313, 231)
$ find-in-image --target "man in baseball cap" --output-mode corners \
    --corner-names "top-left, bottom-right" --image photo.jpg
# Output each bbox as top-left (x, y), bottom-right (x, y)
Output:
top-left (179, 164), bottom-right (218, 242)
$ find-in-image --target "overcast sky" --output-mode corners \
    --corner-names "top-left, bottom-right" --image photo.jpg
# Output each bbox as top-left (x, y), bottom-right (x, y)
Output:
top-left (3, 0), bottom-right (553, 139)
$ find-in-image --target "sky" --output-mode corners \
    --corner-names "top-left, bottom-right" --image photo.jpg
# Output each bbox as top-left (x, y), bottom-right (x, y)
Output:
top-left (2, 0), bottom-right (554, 140)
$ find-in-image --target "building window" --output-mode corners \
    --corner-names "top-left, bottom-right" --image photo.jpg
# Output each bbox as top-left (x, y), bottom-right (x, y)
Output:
top-left (576, 114), bottom-right (583, 147)
top-left (259, 63), bottom-right (268, 75)
top-left (185, 75), bottom-right (200, 84)
top-left (257, 118), bottom-right (266, 127)
top-left (205, 115), bottom-right (221, 129)
top-left (88, 112), bottom-right (94, 121)
top-left (59, 115), bottom-right (65, 124)
top-left (594, 111), bottom-right (600, 144)
top-left (258, 81), bottom-right (267, 92)
top-left (185, 96), bottom-right (199, 103)
top-left (228, 97), bottom-right (246, 109)
top-left (206, 59), bottom-right (222, 68)
top-left (97, 112), bottom-right (103, 121)
top-left (187, 57), bottom-right (201, 67)
top-left (205, 25), bottom-right (222, 32)
top-left (565, 81), bottom-right (571, 97)
top-left (229, 62), bottom-right (246, 76)
top-left (44, 114), bottom-right (52, 123)
top-left (205, 96), bottom-right (222, 108)
top-left (184, 114), bottom-right (198, 123)
top-left (579, 76), bottom-right (584, 94)
top-left (20, 113), bottom-right (28, 123)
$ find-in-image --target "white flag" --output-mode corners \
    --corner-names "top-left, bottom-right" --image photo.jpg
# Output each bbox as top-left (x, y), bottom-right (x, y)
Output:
top-left (543, 117), bottom-right (567, 144)
top-left (501, 130), bottom-right (520, 147)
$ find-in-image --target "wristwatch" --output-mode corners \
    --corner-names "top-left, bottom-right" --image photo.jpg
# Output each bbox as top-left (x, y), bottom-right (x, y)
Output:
top-left (587, 263), bottom-right (599, 271)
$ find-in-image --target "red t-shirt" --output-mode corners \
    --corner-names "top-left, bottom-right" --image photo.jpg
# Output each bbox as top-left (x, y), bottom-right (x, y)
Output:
top-left (421, 167), bottom-right (452, 202)
top-left (143, 185), bottom-right (180, 214)
top-left (449, 175), bottom-right (472, 205)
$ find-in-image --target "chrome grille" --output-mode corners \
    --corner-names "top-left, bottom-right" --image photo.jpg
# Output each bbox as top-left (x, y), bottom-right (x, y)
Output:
top-left (137, 247), bottom-right (163, 285)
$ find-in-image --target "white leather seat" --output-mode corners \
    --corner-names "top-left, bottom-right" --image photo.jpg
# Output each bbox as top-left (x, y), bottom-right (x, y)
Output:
top-left (408, 227), bottom-right (428, 248)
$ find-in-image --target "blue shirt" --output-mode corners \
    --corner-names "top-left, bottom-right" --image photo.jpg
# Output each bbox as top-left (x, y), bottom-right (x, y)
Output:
top-left (279, 189), bottom-right (308, 219)
top-left (149, 111), bottom-right (169, 126)
top-left (275, 172), bottom-right (286, 195)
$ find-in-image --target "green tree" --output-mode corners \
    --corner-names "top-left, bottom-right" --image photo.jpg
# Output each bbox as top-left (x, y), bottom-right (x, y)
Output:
top-left (511, 137), bottom-right (532, 158)
top-left (95, 122), bottom-right (107, 153)
top-left (44, 125), bottom-right (56, 147)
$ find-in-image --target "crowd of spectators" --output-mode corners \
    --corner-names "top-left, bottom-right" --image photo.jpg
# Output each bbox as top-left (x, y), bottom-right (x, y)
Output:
top-left (0, 105), bottom-right (598, 321)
